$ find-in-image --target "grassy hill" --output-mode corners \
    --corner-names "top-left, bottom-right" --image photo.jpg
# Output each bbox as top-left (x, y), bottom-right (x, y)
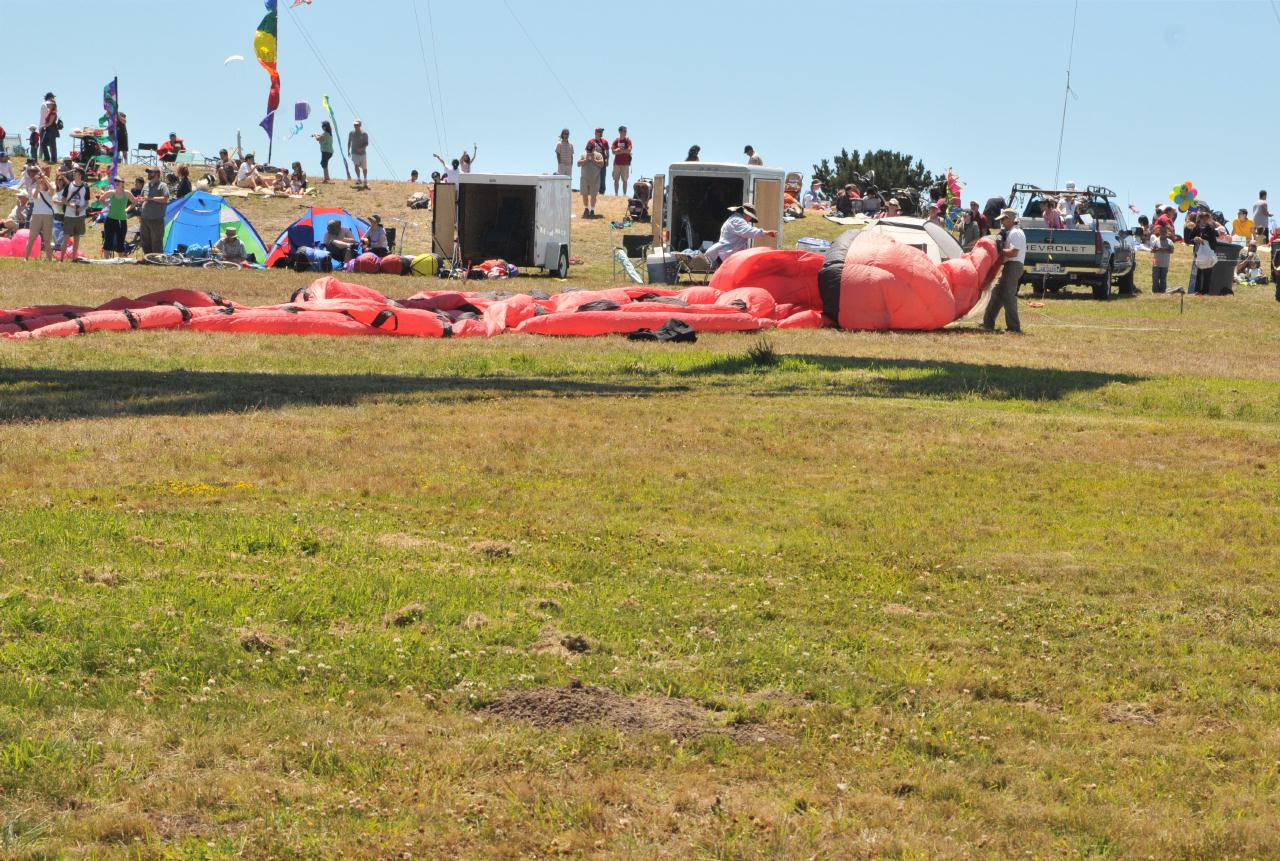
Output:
top-left (2, 175), bottom-right (1280, 859)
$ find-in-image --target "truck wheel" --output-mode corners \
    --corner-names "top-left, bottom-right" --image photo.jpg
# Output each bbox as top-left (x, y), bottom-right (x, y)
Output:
top-left (551, 248), bottom-right (569, 279)
top-left (1092, 260), bottom-right (1114, 301)
top-left (1117, 266), bottom-right (1136, 296)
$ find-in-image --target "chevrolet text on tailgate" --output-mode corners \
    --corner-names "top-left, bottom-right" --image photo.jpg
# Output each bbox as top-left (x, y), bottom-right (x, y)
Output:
top-left (1007, 183), bottom-right (1137, 300)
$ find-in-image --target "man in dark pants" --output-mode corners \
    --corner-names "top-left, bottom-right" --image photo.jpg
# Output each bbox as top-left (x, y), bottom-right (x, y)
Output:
top-left (982, 208), bottom-right (1025, 333)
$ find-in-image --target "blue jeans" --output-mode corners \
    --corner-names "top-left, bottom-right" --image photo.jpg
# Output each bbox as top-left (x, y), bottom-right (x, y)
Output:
top-left (1151, 266), bottom-right (1167, 293)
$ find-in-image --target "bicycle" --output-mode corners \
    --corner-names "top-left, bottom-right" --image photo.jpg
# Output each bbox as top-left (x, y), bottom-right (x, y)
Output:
top-left (143, 252), bottom-right (243, 270)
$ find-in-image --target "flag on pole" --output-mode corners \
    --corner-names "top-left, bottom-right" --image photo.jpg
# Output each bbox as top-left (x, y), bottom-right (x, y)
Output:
top-left (255, 0), bottom-right (281, 161)
top-left (102, 78), bottom-right (119, 183)
top-left (322, 94), bottom-right (351, 180)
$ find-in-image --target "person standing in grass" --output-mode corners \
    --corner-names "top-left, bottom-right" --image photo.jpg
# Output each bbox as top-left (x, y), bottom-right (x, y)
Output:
top-left (1150, 222), bottom-right (1174, 294)
top-left (38, 92), bottom-right (59, 163)
top-left (982, 208), bottom-right (1025, 334)
top-left (611, 126), bottom-right (633, 197)
top-left (139, 166), bottom-right (170, 255)
top-left (98, 177), bottom-right (133, 259)
top-left (555, 129), bottom-right (574, 177)
top-left (116, 112), bottom-right (129, 164)
top-left (587, 128), bottom-right (609, 196)
top-left (56, 167), bottom-right (90, 262)
top-left (578, 142), bottom-right (604, 219)
top-left (1253, 191), bottom-right (1271, 245)
top-left (313, 121), bottom-right (334, 184)
top-left (348, 120), bottom-right (369, 189)
top-left (24, 168), bottom-right (55, 261)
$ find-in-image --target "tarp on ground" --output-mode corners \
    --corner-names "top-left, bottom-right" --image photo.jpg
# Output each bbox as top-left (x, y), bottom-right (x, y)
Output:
top-left (163, 191), bottom-right (269, 263)
top-left (265, 207), bottom-right (369, 267)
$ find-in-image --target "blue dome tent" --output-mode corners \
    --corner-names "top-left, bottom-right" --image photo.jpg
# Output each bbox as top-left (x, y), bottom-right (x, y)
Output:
top-left (163, 191), bottom-right (269, 263)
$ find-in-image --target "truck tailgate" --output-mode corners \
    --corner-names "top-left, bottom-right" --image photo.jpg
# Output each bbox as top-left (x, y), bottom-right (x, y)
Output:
top-left (1023, 229), bottom-right (1099, 271)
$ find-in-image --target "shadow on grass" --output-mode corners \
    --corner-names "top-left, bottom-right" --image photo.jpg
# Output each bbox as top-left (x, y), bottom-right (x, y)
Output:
top-left (682, 353), bottom-right (1142, 402)
top-left (0, 353), bottom-right (1144, 422)
top-left (0, 368), bottom-right (686, 423)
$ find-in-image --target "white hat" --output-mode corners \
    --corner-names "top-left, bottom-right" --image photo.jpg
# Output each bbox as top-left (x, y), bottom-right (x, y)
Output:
top-left (999, 208), bottom-right (1020, 222)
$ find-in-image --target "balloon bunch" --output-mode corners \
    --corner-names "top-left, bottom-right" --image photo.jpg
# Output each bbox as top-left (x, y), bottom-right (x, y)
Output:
top-left (1169, 180), bottom-right (1199, 212)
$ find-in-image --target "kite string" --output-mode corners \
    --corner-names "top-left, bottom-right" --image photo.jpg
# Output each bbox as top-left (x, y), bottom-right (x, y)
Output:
top-left (285, 1), bottom-right (398, 179)
top-left (501, 0), bottom-right (589, 126)
top-left (410, 0), bottom-right (446, 156)
top-left (424, 0), bottom-right (450, 155)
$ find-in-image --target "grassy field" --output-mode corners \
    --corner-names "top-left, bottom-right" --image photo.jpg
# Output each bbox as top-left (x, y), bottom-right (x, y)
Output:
top-left (2, 175), bottom-right (1280, 859)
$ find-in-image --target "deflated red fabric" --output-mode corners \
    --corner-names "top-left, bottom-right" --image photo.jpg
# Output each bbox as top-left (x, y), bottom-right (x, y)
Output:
top-left (1, 273), bottom-right (827, 341)
top-left (708, 247), bottom-right (824, 308)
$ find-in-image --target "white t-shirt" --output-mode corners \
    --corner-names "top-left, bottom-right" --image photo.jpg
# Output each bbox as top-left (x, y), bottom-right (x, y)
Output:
top-left (236, 162), bottom-right (257, 182)
top-left (1253, 200), bottom-right (1270, 230)
top-left (443, 167), bottom-right (460, 184)
top-left (30, 186), bottom-right (55, 217)
top-left (1005, 227), bottom-right (1027, 264)
top-left (60, 182), bottom-right (88, 218)
top-left (0, 161), bottom-right (12, 181)
top-left (1060, 198), bottom-right (1078, 221)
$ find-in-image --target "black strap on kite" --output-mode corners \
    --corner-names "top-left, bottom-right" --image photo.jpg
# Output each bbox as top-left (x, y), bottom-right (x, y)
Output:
top-left (217, 306), bottom-right (235, 316)
top-left (123, 309), bottom-right (139, 330)
top-left (370, 309), bottom-right (397, 330)
top-left (172, 302), bottom-right (192, 322)
top-left (74, 318), bottom-right (86, 335)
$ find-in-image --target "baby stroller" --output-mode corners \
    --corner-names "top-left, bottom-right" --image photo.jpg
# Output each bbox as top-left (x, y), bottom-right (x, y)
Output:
top-left (628, 177), bottom-right (652, 223)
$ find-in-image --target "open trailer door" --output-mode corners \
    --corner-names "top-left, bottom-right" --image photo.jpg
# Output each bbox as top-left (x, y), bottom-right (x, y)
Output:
top-left (431, 182), bottom-right (457, 258)
top-left (651, 174), bottom-right (665, 248)
top-left (751, 178), bottom-right (782, 249)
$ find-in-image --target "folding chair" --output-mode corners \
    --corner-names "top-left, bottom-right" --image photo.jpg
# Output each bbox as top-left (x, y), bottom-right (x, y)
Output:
top-left (612, 233), bottom-right (652, 281)
top-left (134, 143), bottom-right (158, 166)
top-left (676, 252), bottom-right (713, 285)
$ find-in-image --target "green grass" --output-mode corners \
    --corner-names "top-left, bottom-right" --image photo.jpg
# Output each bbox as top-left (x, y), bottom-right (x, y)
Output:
top-left (1, 221), bottom-right (1280, 858)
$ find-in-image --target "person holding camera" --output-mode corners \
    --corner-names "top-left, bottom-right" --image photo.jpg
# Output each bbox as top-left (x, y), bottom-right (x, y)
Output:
top-left (981, 208), bottom-right (1025, 334)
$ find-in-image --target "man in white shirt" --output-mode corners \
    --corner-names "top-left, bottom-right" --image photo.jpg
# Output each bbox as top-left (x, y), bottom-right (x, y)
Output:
top-left (1059, 180), bottom-right (1080, 224)
top-left (744, 145), bottom-right (763, 166)
top-left (235, 154), bottom-right (271, 189)
top-left (1252, 191), bottom-right (1271, 244)
top-left (703, 203), bottom-right (777, 267)
top-left (0, 152), bottom-right (13, 183)
top-left (982, 208), bottom-right (1025, 334)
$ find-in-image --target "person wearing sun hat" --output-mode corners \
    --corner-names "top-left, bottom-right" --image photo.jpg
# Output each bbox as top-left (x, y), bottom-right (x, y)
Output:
top-left (215, 226), bottom-right (247, 264)
top-left (704, 202), bottom-right (778, 267)
top-left (981, 208), bottom-right (1025, 334)
top-left (364, 214), bottom-right (389, 257)
top-left (1059, 180), bottom-right (1079, 223)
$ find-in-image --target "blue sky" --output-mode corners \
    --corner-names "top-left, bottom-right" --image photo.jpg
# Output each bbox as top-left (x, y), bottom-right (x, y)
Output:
top-left (8, 0), bottom-right (1280, 215)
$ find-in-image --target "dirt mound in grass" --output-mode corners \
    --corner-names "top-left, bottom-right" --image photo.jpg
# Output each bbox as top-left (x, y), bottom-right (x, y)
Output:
top-left (484, 684), bottom-right (777, 742)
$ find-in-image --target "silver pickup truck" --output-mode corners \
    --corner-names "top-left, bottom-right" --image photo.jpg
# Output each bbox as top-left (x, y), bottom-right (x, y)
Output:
top-left (1009, 184), bottom-right (1137, 300)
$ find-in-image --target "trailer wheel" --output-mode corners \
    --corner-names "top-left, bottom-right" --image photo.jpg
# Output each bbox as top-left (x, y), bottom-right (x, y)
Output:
top-left (1091, 259), bottom-right (1114, 301)
top-left (551, 247), bottom-right (569, 279)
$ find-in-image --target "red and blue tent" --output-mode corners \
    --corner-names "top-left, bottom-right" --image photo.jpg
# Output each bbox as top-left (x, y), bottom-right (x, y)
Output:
top-left (265, 207), bottom-right (369, 267)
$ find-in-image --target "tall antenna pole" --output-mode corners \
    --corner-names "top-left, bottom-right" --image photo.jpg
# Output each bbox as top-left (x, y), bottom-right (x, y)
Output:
top-left (1054, 0), bottom-right (1080, 188)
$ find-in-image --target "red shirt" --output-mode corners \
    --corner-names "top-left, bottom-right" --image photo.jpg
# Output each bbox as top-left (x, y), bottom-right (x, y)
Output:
top-left (157, 138), bottom-right (185, 159)
top-left (1154, 213), bottom-right (1173, 233)
top-left (588, 137), bottom-right (610, 164)
top-left (612, 137), bottom-right (633, 166)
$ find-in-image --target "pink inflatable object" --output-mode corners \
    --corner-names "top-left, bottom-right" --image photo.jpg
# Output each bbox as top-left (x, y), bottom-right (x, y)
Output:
top-left (818, 233), bottom-right (1002, 331)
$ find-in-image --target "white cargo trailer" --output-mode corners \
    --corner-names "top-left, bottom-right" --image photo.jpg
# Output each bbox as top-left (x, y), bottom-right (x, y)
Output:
top-left (651, 161), bottom-right (786, 253)
top-left (432, 173), bottom-right (572, 277)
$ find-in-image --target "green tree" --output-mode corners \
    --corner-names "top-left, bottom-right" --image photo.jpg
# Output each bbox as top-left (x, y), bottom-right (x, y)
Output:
top-left (812, 149), bottom-right (938, 206)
